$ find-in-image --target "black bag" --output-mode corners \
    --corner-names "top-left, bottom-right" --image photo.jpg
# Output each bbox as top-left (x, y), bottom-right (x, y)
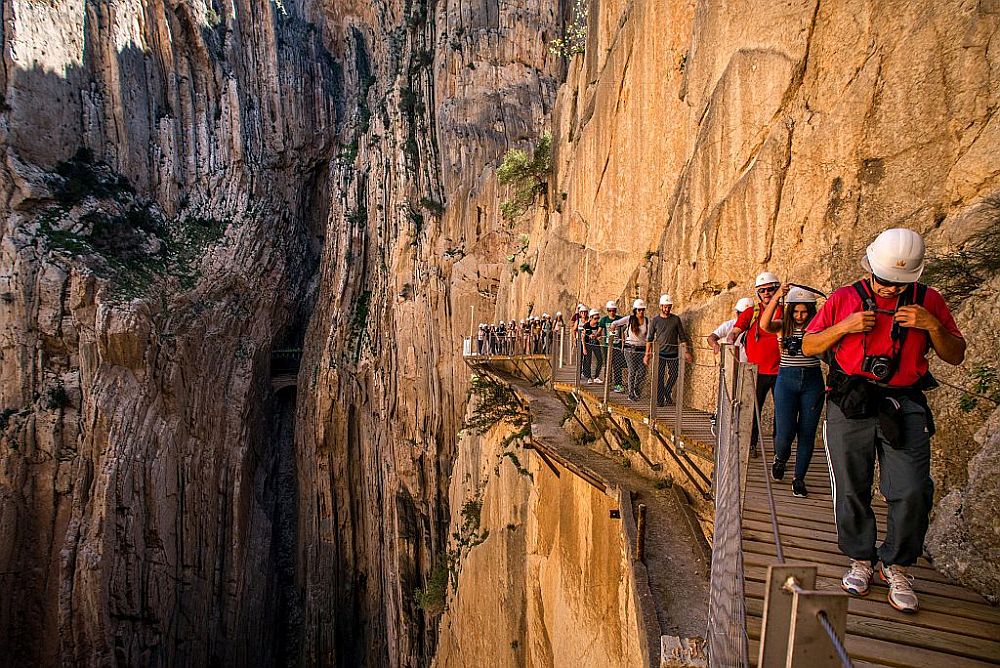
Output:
top-left (827, 368), bottom-right (880, 419)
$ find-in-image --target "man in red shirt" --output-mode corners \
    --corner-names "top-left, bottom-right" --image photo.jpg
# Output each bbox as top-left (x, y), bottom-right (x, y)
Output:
top-left (731, 272), bottom-right (783, 457)
top-left (802, 228), bottom-right (965, 614)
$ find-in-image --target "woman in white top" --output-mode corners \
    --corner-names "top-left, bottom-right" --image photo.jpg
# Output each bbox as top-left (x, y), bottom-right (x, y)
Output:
top-left (610, 299), bottom-right (649, 401)
top-left (759, 285), bottom-right (824, 498)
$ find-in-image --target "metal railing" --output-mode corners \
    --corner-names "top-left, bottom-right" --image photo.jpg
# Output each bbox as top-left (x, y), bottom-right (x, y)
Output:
top-left (706, 348), bottom-right (852, 668)
top-left (461, 331), bottom-right (853, 667)
top-left (706, 345), bottom-right (751, 667)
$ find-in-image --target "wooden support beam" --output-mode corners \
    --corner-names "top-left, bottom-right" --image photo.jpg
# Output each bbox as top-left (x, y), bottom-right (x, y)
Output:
top-left (759, 564), bottom-right (816, 668)
top-left (636, 503), bottom-right (647, 562)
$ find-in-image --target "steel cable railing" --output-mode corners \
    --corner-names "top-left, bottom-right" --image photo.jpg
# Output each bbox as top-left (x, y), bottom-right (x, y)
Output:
top-left (706, 345), bottom-right (750, 667)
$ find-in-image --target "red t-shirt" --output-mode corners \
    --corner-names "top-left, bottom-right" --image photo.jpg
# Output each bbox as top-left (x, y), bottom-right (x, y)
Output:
top-left (735, 303), bottom-right (783, 375)
top-left (805, 282), bottom-right (963, 387)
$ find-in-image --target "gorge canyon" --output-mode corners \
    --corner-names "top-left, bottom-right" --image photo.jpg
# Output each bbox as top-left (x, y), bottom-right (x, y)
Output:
top-left (1, 0), bottom-right (998, 666)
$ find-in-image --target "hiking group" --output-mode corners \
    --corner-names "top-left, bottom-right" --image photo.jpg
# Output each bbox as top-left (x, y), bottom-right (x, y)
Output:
top-left (714, 227), bottom-right (965, 615)
top-left (471, 227), bottom-right (963, 615)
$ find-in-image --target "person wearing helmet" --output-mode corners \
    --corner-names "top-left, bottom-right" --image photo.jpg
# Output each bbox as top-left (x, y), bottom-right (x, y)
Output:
top-left (599, 300), bottom-right (625, 392)
top-left (541, 313), bottom-right (553, 354)
top-left (571, 304), bottom-right (588, 374)
top-left (609, 299), bottom-right (649, 401)
top-left (477, 323), bottom-right (486, 355)
top-left (581, 308), bottom-right (605, 384)
top-left (758, 284), bottom-right (824, 497)
top-left (731, 271), bottom-right (784, 457)
top-left (707, 297), bottom-right (753, 358)
top-left (644, 294), bottom-right (693, 407)
top-left (802, 228), bottom-right (965, 614)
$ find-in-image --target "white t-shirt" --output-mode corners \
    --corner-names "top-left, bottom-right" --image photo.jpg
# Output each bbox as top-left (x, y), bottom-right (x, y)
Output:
top-left (610, 315), bottom-right (648, 347)
top-left (712, 318), bottom-right (747, 362)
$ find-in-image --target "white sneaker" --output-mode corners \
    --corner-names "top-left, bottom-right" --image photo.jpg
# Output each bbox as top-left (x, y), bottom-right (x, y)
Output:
top-left (586, 378), bottom-right (593, 384)
top-left (841, 559), bottom-right (874, 596)
top-left (880, 564), bottom-right (919, 613)
top-left (593, 377), bottom-right (603, 384)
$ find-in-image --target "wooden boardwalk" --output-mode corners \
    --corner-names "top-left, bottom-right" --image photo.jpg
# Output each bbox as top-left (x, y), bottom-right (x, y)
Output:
top-left (554, 352), bottom-right (1000, 668)
top-left (481, 352), bottom-right (1000, 665)
top-left (550, 362), bottom-right (717, 458)
top-left (744, 442), bottom-right (1000, 667)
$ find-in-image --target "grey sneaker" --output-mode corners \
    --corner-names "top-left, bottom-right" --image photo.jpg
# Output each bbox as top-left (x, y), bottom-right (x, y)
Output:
top-left (841, 559), bottom-right (874, 596)
top-left (880, 564), bottom-right (919, 613)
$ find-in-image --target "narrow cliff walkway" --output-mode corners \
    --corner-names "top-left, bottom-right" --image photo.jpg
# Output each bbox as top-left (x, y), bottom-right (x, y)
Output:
top-left (500, 373), bottom-right (712, 643)
top-left (744, 441), bottom-right (1000, 667)
top-left (475, 347), bottom-right (1000, 666)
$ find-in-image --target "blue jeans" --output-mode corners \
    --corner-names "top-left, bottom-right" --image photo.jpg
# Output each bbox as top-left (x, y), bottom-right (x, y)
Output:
top-left (773, 366), bottom-right (824, 480)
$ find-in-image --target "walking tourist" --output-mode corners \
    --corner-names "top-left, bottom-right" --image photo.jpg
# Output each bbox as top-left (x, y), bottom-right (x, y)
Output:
top-left (644, 294), bottom-right (693, 407)
top-left (759, 286), bottom-right (824, 497)
top-left (610, 299), bottom-right (649, 401)
top-left (802, 228), bottom-right (965, 613)
top-left (599, 300), bottom-right (625, 393)
top-left (708, 297), bottom-right (754, 360)
top-left (731, 272), bottom-right (783, 457)
top-left (581, 309), bottom-right (604, 383)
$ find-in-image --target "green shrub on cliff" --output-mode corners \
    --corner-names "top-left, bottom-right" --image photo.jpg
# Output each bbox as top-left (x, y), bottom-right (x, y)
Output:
top-left (464, 374), bottom-right (528, 433)
top-left (414, 560), bottom-right (448, 616)
top-left (549, 0), bottom-right (588, 58)
top-left (496, 132), bottom-right (552, 221)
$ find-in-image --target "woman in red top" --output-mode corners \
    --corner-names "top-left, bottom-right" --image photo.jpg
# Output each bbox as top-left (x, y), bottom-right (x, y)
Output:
top-left (731, 271), bottom-right (783, 457)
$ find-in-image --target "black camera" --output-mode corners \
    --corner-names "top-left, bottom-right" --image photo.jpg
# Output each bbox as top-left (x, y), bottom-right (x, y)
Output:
top-left (862, 355), bottom-right (896, 382)
top-left (783, 336), bottom-right (803, 356)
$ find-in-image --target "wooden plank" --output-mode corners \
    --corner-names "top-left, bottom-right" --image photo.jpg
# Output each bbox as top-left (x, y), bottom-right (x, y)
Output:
top-left (741, 539), bottom-right (952, 585)
top-left (743, 563), bottom-right (1000, 625)
top-left (749, 590), bottom-right (1000, 663)
top-left (743, 552), bottom-right (989, 605)
top-left (745, 579), bottom-right (1000, 642)
top-left (741, 527), bottom-right (936, 570)
top-left (747, 614), bottom-right (1000, 668)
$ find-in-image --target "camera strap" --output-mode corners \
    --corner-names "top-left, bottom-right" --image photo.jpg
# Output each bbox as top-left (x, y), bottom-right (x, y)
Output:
top-left (850, 280), bottom-right (928, 381)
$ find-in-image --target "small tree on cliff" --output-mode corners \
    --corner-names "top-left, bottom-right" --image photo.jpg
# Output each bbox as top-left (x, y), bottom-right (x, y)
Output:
top-left (549, 0), bottom-right (588, 58)
top-left (496, 132), bottom-right (553, 221)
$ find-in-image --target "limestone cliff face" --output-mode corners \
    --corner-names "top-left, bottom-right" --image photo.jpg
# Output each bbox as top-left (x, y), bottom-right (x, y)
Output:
top-left (432, 419), bottom-right (648, 668)
top-left (0, 0), bottom-right (338, 663)
top-left (497, 0), bottom-right (1000, 492)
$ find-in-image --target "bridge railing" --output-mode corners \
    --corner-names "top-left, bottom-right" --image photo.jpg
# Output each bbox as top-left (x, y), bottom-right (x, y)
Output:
top-left (706, 344), bottom-right (752, 667)
top-left (708, 347), bottom-right (852, 668)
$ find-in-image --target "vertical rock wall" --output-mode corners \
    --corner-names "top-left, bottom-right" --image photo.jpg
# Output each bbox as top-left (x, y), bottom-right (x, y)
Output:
top-left (0, 0), bottom-right (339, 663)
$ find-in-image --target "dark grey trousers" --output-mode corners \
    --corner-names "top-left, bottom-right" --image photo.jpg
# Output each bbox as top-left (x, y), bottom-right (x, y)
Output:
top-left (822, 397), bottom-right (933, 567)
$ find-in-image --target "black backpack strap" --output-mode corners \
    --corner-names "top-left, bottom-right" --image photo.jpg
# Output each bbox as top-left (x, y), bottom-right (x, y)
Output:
top-left (851, 280), bottom-right (876, 311)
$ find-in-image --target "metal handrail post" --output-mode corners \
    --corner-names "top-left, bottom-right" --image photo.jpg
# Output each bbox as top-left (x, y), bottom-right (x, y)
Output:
top-left (676, 342), bottom-right (686, 438)
top-left (648, 342), bottom-right (657, 421)
top-left (549, 328), bottom-right (558, 389)
top-left (559, 327), bottom-right (565, 368)
top-left (603, 335), bottom-right (612, 406)
top-left (575, 329), bottom-right (582, 393)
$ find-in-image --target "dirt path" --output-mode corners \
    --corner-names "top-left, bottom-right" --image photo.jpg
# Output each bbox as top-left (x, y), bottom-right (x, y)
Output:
top-left (509, 375), bottom-right (712, 640)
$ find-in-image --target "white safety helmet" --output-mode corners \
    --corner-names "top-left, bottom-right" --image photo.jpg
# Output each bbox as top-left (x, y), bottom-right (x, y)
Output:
top-left (633, 298), bottom-right (647, 310)
top-left (659, 294), bottom-right (673, 306)
top-left (735, 297), bottom-right (754, 313)
top-left (606, 300), bottom-right (618, 311)
top-left (588, 308), bottom-right (600, 317)
top-left (862, 228), bottom-right (925, 283)
top-left (577, 303), bottom-right (587, 312)
top-left (754, 271), bottom-right (780, 288)
top-left (785, 287), bottom-right (817, 304)
top-left (555, 311), bottom-right (561, 317)
top-left (542, 313), bottom-right (549, 318)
